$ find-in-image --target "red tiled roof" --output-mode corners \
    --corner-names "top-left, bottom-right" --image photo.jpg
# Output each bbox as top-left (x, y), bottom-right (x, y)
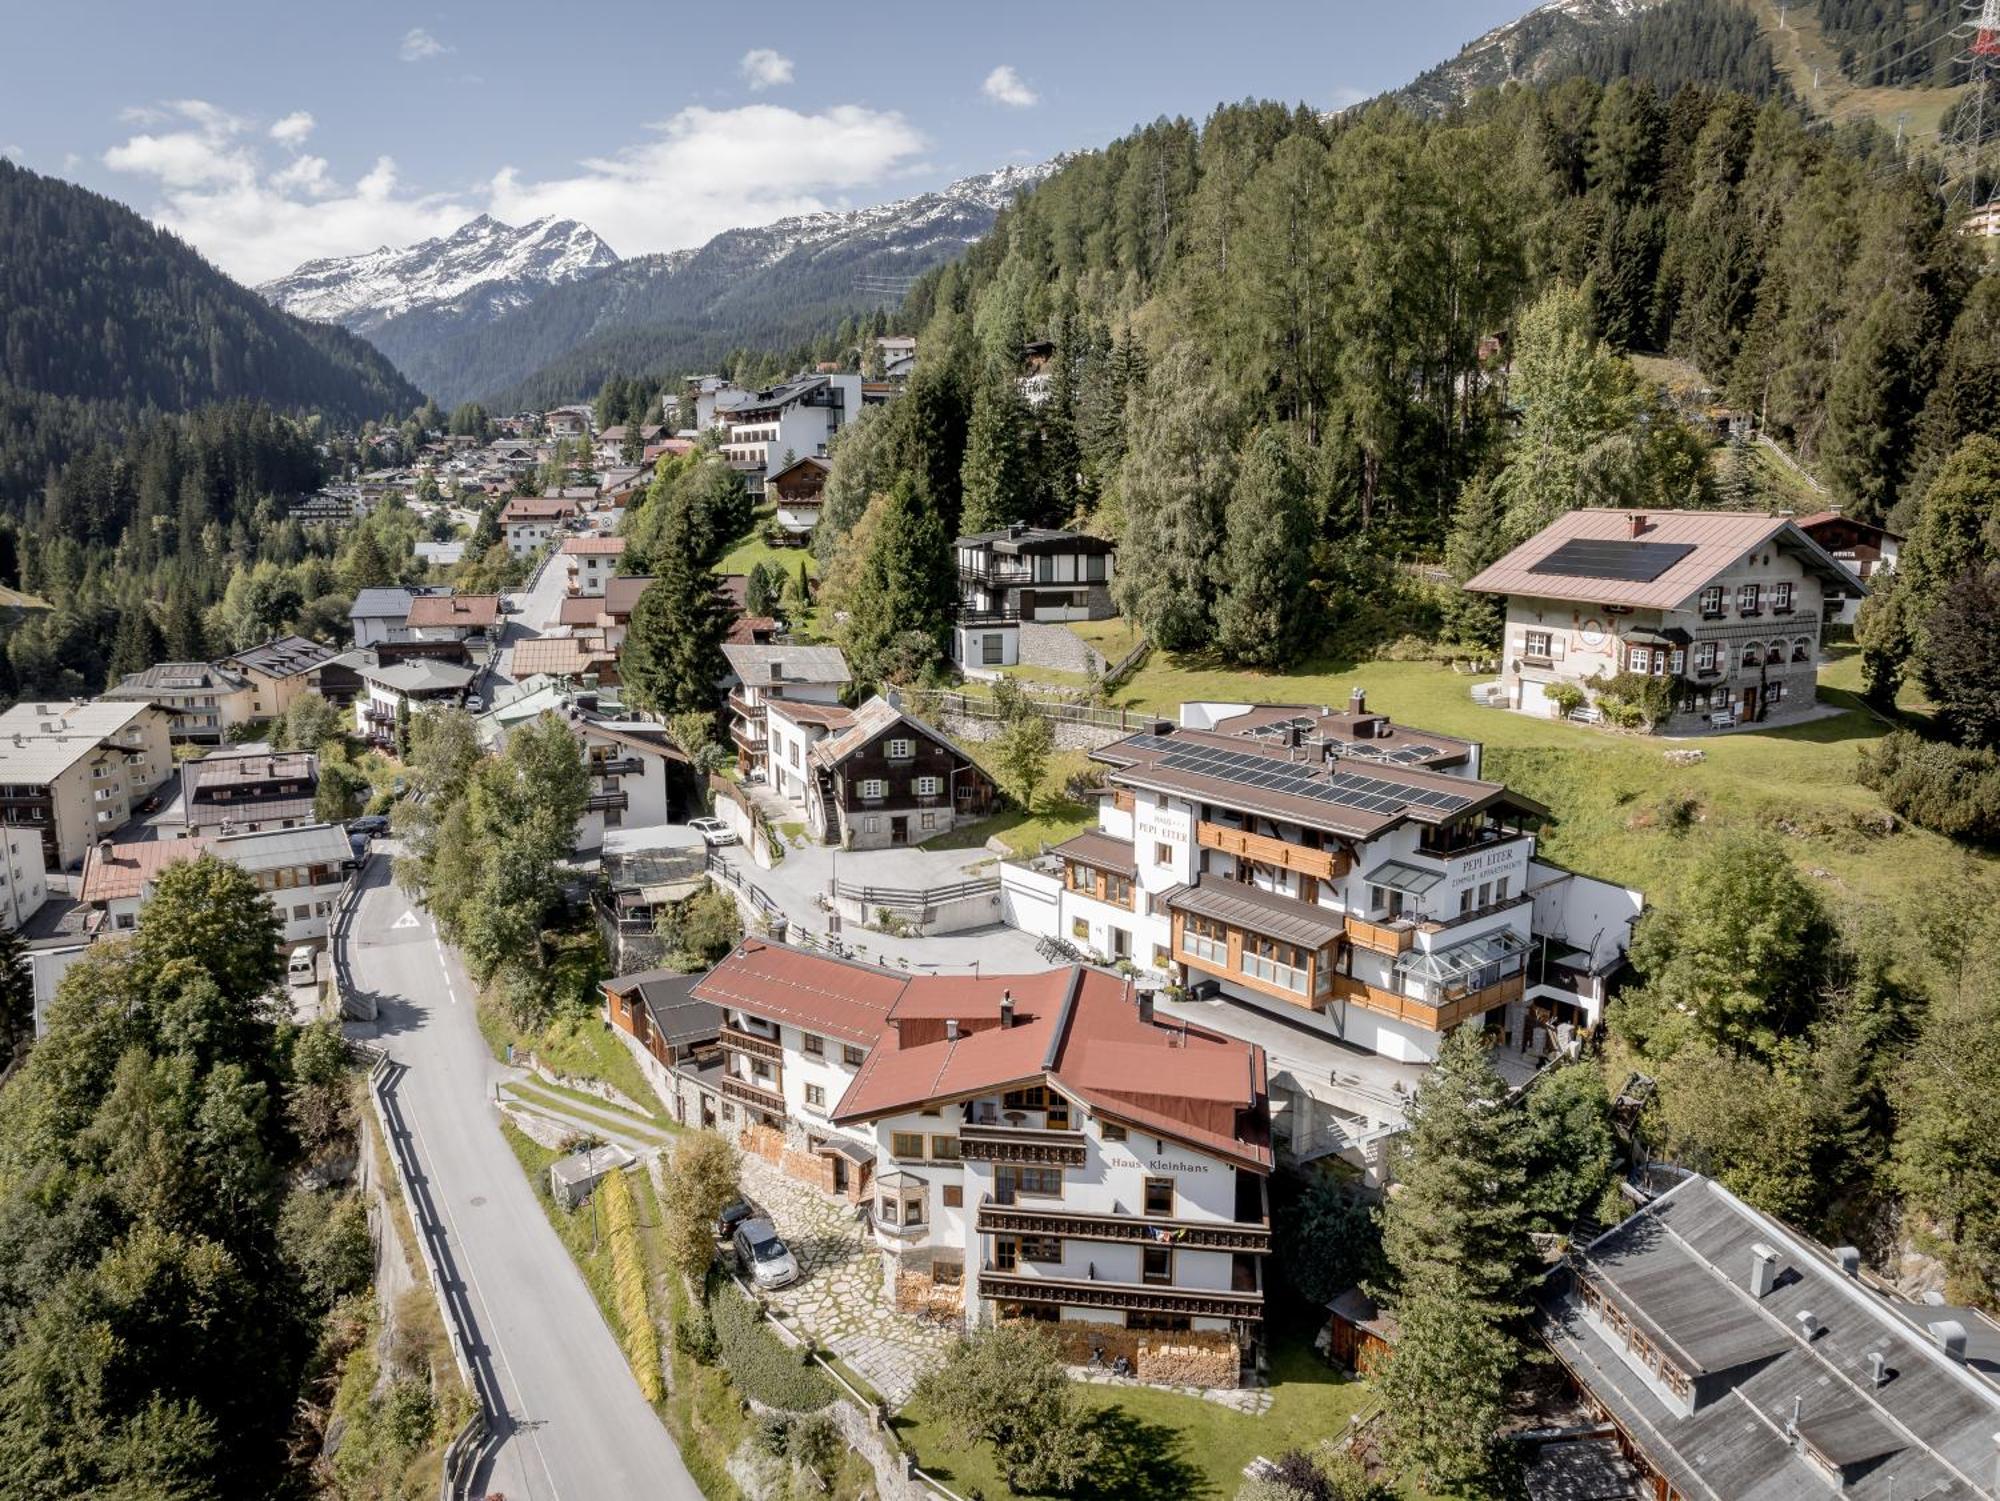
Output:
top-left (82, 836), bottom-right (211, 902)
top-left (501, 497), bottom-right (576, 522)
top-left (557, 596), bottom-right (608, 627)
top-left (726, 614), bottom-right (778, 644)
top-left (405, 594), bottom-right (499, 628)
top-left (693, 942), bottom-right (1270, 1170)
top-left (560, 535), bottom-right (626, 556)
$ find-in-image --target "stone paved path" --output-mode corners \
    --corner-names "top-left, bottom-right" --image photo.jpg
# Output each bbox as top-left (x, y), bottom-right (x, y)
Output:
top-left (736, 1152), bottom-right (953, 1405)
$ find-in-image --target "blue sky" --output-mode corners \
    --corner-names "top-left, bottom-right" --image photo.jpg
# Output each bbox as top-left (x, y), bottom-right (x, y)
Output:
top-left (0, 0), bottom-right (1529, 284)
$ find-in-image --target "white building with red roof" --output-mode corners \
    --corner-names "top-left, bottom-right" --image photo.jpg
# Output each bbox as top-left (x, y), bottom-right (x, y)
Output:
top-left (688, 940), bottom-right (1271, 1384)
top-left (1464, 508), bottom-right (1865, 731)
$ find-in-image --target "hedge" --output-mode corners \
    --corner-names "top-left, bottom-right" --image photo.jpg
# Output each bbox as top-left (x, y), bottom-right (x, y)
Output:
top-left (706, 1278), bottom-right (834, 1412)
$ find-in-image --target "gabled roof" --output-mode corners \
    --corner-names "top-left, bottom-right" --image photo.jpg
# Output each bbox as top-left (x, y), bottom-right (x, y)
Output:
top-left (81, 836), bottom-right (211, 902)
top-left (359, 657), bottom-right (477, 694)
top-left (350, 585), bottom-right (446, 620)
top-left (405, 594), bottom-right (499, 629)
top-left (1464, 508), bottom-right (1865, 609)
top-left (605, 575), bottom-right (652, 618)
top-left (501, 496), bottom-right (576, 522)
top-left (810, 696), bottom-right (968, 772)
top-left (721, 643), bottom-right (851, 686)
top-left (508, 636), bottom-right (615, 679)
top-left (226, 635), bottom-right (337, 680)
top-left (1793, 510), bottom-right (1905, 544)
top-left (691, 938), bottom-right (907, 1045)
top-left (765, 699), bottom-right (857, 733)
top-left (560, 535), bottom-right (626, 556)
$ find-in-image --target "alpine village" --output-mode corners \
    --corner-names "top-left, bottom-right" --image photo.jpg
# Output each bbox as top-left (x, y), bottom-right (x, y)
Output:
top-left (2, 1), bottom-right (2000, 1498)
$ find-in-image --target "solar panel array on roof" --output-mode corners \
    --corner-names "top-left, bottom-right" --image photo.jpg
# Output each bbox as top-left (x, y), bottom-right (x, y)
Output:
top-left (1527, 538), bottom-right (1697, 583)
top-left (1246, 716), bottom-right (1318, 741)
top-left (1335, 738), bottom-right (1443, 766)
top-left (1150, 744), bottom-right (1475, 819)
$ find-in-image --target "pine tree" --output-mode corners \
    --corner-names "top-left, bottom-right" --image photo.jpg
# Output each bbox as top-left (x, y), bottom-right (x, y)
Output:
top-left (1443, 474), bottom-right (1508, 649)
top-left (162, 590), bottom-right (207, 662)
top-left (959, 368), bottom-right (1036, 534)
top-left (842, 476), bottom-right (956, 679)
top-left (1213, 428), bottom-right (1315, 666)
top-left (105, 601), bottom-right (164, 687)
top-left (1112, 344), bottom-right (1234, 652)
top-left (1821, 289), bottom-right (1925, 522)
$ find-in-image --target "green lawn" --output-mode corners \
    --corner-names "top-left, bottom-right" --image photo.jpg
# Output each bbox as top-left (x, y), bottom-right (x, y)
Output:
top-left (718, 504), bottom-right (816, 581)
top-left (896, 1328), bottom-right (1386, 1501)
top-left (477, 1002), bottom-right (669, 1123)
top-left (934, 747), bottom-right (1098, 858)
top-left (1099, 646), bottom-right (1998, 921)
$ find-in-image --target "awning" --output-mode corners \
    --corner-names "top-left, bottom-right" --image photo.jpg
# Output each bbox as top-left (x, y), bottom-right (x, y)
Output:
top-left (1360, 858), bottom-right (1445, 897)
top-left (815, 1137), bottom-right (877, 1166)
top-left (1163, 880), bottom-right (1347, 947)
top-left (1396, 926), bottom-right (1530, 986)
top-left (1050, 829), bottom-right (1139, 879)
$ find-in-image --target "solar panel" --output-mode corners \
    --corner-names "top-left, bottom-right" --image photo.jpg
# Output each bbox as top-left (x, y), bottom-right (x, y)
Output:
top-left (1527, 538), bottom-right (1696, 583)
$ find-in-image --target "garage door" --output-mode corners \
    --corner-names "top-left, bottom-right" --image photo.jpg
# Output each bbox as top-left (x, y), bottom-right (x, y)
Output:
top-left (1518, 680), bottom-right (1549, 716)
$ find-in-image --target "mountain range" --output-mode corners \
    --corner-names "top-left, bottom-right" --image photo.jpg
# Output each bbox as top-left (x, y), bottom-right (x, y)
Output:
top-left (1389, 0), bottom-right (1665, 113)
top-left (258, 160), bottom-right (1066, 410)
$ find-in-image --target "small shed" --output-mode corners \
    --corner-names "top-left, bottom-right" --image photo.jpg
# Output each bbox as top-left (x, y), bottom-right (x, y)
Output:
top-left (1323, 1286), bottom-right (1397, 1376)
top-left (549, 1143), bottom-right (634, 1210)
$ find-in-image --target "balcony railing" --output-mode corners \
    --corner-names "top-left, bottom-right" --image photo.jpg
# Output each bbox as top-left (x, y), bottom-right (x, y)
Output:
top-left (958, 1124), bottom-right (1088, 1166)
top-left (726, 690), bottom-right (762, 720)
top-left (976, 1199), bottom-right (1270, 1253)
top-left (586, 789), bottom-right (628, 813)
top-left (976, 1269), bottom-right (1264, 1322)
top-left (591, 756), bottom-right (643, 777)
top-left (720, 1024), bottom-right (784, 1063)
top-left (719, 1074), bottom-right (787, 1117)
top-left (1196, 821), bottom-right (1346, 880)
top-left (1344, 914), bottom-right (1415, 955)
top-left (1328, 970), bottom-right (1525, 1033)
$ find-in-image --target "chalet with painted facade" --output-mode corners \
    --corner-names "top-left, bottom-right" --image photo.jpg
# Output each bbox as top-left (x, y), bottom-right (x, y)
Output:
top-left (805, 696), bottom-right (996, 849)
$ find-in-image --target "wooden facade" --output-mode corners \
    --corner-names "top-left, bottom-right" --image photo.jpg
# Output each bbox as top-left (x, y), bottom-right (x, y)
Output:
top-left (1328, 970), bottom-right (1525, 1033)
top-left (1169, 907), bottom-right (1337, 1009)
top-left (1196, 820), bottom-right (1349, 880)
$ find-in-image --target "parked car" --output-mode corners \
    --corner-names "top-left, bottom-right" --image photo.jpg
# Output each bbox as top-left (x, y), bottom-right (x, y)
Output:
top-left (733, 1218), bottom-right (800, 1290)
top-left (688, 816), bottom-right (737, 848)
top-left (349, 815), bottom-right (390, 838)
top-left (715, 1199), bottom-right (756, 1239)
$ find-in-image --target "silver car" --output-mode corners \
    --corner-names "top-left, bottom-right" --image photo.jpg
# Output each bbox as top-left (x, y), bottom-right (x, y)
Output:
top-left (733, 1217), bottom-right (800, 1290)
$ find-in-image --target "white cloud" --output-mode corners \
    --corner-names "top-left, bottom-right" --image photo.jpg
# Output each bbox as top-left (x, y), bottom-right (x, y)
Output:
top-left (981, 65), bottom-right (1038, 108)
top-left (739, 49), bottom-right (794, 90)
top-left (102, 97), bottom-right (927, 284)
top-left (399, 27), bottom-right (449, 62)
top-left (269, 111), bottom-right (316, 147)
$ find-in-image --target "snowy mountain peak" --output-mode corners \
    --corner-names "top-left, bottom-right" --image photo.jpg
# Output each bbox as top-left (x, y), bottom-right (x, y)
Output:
top-left (259, 214), bottom-right (619, 330)
top-left (1392, 0), bottom-right (1666, 115)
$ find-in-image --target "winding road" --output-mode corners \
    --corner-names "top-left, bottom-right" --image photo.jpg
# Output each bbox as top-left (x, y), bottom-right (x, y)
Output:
top-left (340, 854), bottom-right (700, 1501)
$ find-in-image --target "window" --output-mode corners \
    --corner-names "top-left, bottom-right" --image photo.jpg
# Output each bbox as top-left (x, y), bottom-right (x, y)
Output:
top-left (1694, 641), bottom-right (1719, 673)
top-left (1142, 1245), bottom-right (1174, 1284)
top-left (929, 1135), bottom-right (960, 1161)
top-left (1153, 842), bottom-right (1174, 866)
top-left (1003, 1086), bottom-right (1050, 1110)
top-left (1742, 643), bottom-right (1761, 669)
top-left (891, 1132), bottom-right (926, 1159)
top-left (1791, 638), bottom-right (1811, 663)
top-left (1765, 643), bottom-right (1784, 665)
top-left (1128, 1311), bottom-right (1192, 1332)
top-left (1152, 944), bottom-right (1171, 969)
top-left (920, 812), bottom-right (937, 831)
top-left (750, 1058), bottom-right (772, 1080)
top-left (1101, 1120), bottom-right (1127, 1143)
top-left (1105, 873), bottom-right (1132, 905)
top-left (886, 738), bottom-right (916, 760)
top-left (1495, 877), bottom-right (1509, 901)
top-left (1086, 554), bottom-right (1107, 582)
top-left (1242, 933), bottom-right (1306, 993)
top-left (1699, 586), bottom-right (1724, 618)
top-left (859, 779), bottom-right (887, 800)
top-left (1522, 628), bottom-right (1553, 661)
top-left (914, 775), bottom-right (943, 797)
top-left (997, 1165), bottom-right (1063, 1199)
top-left (1143, 1178), bottom-right (1175, 1216)
top-left (943, 1185), bottom-right (963, 1208)
top-left (802, 1032), bottom-right (825, 1056)
top-left (1737, 582), bottom-right (1761, 615)
top-left (1183, 914), bottom-right (1227, 966)
top-left (1772, 581), bottom-right (1794, 613)
top-left (292, 903), bottom-right (311, 921)
top-left (843, 1044), bottom-right (867, 1067)
top-left (1769, 680), bottom-right (1787, 705)
top-left (1460, 888), bottom-right (1475, 915)
top-left (804, 1083), bottom-right (826, 1108)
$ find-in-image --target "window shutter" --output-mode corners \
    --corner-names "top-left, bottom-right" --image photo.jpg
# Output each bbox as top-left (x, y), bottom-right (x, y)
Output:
top-left (1551, 638), bottom-right (1565, 661)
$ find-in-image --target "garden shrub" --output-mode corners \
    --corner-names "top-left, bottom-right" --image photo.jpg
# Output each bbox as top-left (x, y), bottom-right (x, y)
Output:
top-left (706, 1280), bottom-right (834, 1411)
top-left (1858, 729), bottom-right (2000, 842)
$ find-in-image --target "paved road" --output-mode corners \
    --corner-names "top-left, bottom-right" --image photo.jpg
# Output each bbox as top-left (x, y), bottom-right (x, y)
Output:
top-left (340, 855), bottom-right (701, 1501)
top-left (489, 546), bottom-right (576, 695)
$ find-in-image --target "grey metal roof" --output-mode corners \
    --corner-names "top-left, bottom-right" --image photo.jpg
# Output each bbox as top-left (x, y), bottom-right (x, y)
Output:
top-left (1050, 830), bottom-right (1138, 880)
top-left (187, 797), bottom-right (317, 830)
top-left (360, 658), bottom-right (477, 694)
top-left (721, 643), bottom-right (852, 685)
top-left (1543, 1175), bottom-right (2000, 1501)
top-left (1160, 880), bottom-right (1347, 947)
top-left (349, 587), bottom-right (419, 620)
top-left (226, 635), bottom-right (336, 678)
top-left (208, 822), bottom-right (353, 871)
top-left (108, 660), bottom-right (250, 694)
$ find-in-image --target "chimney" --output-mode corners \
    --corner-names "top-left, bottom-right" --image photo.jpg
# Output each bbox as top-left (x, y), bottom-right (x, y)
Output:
top-left (945, 1018), bottom-right (960, 1042)
top-left (1834, 1246), bottom-right (1861, 1278)
top-left (1867, 1351), bottom-right (1888, 1387)
top-left (1628, 511), bottom-right (1648, 539)
top-left (1795, 1309), bottom-right (1821, 1341)
top-left (1930, 1320), bottom-right (1969, 1362)
top-left (999, 990), bottom-right (1015, 1029)
top-left (96, 838), bottom-right (112, 860)
top-left (1349, 687), bottom-right (1366, 716)
top-left (1137, 990), bottom-right (1154, 1025)
top-left (1749, 1243), bottom-right (1780, 1298)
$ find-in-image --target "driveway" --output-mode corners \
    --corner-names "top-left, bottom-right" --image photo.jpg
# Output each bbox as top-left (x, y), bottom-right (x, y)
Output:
top-left (340, 855), bottom-right (702, 1501)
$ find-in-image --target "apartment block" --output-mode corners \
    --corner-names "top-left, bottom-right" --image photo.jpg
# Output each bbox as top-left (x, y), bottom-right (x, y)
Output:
top-left (0, 701), bottom-right (174, 869)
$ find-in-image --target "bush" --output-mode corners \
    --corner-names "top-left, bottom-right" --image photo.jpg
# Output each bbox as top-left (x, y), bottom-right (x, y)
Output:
top-left (1858, 729), bottom-right (2000, 843)
top-left (1545, 682), bottom-right (1586, 719)
top-left (674, 1300), bottom-right (719, 1363)
top-left (1593, 669), bottom-right (1678, 729)
top-left (706, 1279), bottom-right (834, 1411)
top-left (658, 884), bottom-right (744, 969)
top-left (602, 1168), bottom-right (662, 1401)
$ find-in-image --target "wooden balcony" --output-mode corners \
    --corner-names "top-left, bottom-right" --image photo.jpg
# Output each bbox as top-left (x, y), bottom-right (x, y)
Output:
top-left (719, 1074), bottom-right (787, 1117)
top-left (976, 1201), bottom-right (1270, 1253)
top-left (720, 1024), bottom-right (784, 1063)
top-left (1344, 914), bottom-right (1415, 955)
top-left (977, 1270), bottom-right (1264, 1322)
top-left (1328, 971), bottom-right (1525, 1034)
top-left (586, 789), bottom-right (628, 813)
top-left (1197, 821), bottom-right (1348, 880)
top-left (958, 1124), bottom-right (1088, 1167)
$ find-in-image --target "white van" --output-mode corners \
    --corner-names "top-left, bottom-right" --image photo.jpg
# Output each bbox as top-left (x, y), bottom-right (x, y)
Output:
top-left (287, 945), bottom-right (318, 988)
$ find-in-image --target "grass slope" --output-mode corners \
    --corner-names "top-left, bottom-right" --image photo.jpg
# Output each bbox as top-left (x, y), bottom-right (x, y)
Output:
top-left (1735, 0), bottom-right (1965, 137)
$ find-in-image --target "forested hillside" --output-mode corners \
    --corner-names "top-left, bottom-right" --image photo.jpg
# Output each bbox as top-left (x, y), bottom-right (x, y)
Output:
top-left (786, 76), bottom-right (1992, 686)
top-left (1811, 0), bottom-right (1965, 88)
top-left (0, 160), bottom-right (424, 503)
